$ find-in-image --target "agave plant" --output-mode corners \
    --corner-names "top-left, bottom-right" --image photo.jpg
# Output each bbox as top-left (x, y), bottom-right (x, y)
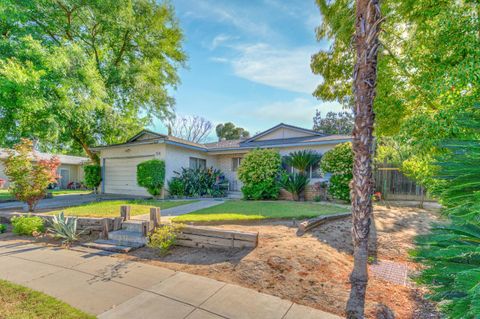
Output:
top-left (48, 212), bottom-right (84, 245)
top-left (280, 173), bottom-right (309, 201)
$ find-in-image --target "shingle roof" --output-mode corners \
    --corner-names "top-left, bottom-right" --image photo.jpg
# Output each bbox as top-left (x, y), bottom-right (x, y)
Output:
top-left (91, 124), bottom-right (352, 153)
top-left (0, 148), bottom-right (89, 165)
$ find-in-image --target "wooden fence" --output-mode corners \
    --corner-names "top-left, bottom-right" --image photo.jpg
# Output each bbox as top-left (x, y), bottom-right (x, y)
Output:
top-left (374, 165), bottom-right (431, 201)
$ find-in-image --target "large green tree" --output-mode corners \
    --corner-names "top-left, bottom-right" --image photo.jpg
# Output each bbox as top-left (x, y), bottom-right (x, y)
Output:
top-left (311, 0), bottom-right (479, 190)
top-left (0, 0), bottom-right (186, 161)
top-left (215, 122), bottom-right (250, 141)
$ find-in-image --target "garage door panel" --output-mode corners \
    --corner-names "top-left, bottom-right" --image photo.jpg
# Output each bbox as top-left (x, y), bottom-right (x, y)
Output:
top-left (104, 156), bottom-right (154, 196)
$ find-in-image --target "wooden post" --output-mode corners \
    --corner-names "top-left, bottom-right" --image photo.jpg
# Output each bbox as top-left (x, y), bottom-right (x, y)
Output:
top-left (141, 221), bottom-right (150, 237)
top-left (120, 205), bottom-right (131, 221)
top-left (150, 207), bottom-right (161, 229)
top-left (100, 218), bottom-right (109, 239)
top-left (113, 217), bottom-right (123, 231)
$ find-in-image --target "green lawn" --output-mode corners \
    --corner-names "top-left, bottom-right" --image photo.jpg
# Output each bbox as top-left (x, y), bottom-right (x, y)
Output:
top-left (49, 189), bottom-right (92, 196)
top-left (0, 189), bottom-right (11, 201)
top-left (0, 189), bottom-right (92, 202)
top-left (48, 199), bottom-right (197, 218)
top-left (0, 279), bottom-right (94, 319)
top-left (172, 200), bottom-right (349, 222)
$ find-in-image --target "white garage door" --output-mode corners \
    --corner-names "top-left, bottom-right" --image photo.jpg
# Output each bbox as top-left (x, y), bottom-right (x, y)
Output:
top-left (104, 156), bottom-right (154, 196)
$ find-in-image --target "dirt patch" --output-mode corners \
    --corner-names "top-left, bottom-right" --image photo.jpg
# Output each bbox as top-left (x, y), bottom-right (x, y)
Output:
top-left (119, 204), bottom-right (442, 318)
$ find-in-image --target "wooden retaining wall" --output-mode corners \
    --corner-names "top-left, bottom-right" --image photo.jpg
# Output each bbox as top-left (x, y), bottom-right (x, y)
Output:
top-left (1, 213), bottom-right (117, 234)
top-left (176, 225), bottom-right (258, 249)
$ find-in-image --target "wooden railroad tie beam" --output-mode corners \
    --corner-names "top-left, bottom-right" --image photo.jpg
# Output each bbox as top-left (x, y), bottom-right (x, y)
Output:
top-left (120, 205), bottom-right (131, 221)
top-left (150, 207), bottom-right (161, 229)
top-left (175, 225), bottom-right (259, 249)
top-left (297, 212), bottom-right (351, 234)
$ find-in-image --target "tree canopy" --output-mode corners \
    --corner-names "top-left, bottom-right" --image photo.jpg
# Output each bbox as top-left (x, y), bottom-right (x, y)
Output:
top-left (0, 0), bottom-right (186, 161)
top-left (313, 110), bottom-right (353, 135)
top-left (311, 0), bottom-right (479, 189)
top-left (215, 122), bottom-right (250, 141)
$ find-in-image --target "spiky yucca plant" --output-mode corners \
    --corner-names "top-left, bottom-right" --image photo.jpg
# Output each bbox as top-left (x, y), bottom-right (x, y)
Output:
top-left (283, 150), bottom-right (321, 175)
top-left (48, 212), bottom-right (84, 245)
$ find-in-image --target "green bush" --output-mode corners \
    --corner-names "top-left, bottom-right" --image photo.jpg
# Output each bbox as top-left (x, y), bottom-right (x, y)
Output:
top-left (172, 167), bottom-right (227, 197)
top-left (83, 165), bottom-right (102, 192)
top-left (148, 224), bottom-right (183, 255)
top-left (0, 224), bottom-right (6, 233)
top-left (320, 142), bottom-right (353, 201)
top-left (137, 159), bottom-right (166, 196)
top-left (412, 111), bottom-right (480, 318)
top-left (168, 177), bottom-right (185, 196)
top-left (237, 149), bottom-right (282, 200)
top-left (11, 216), bottom-right (45, 236)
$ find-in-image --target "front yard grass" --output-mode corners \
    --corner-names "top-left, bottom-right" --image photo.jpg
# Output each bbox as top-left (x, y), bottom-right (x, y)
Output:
top-left (0, 189), bottom-right (92, 202)
top-left (172, 200), bottom-right (349, 222)
top-left (0, 279), bottom-right (95, 319)
top-left (47, 199), bottom-right (197, 218)
top-left (49, 189), bottom-right (92, 196)
top-left (0, 189), bottom-right (11, 201)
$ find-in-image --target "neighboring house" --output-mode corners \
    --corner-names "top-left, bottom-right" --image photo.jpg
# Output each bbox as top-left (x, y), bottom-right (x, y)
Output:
top-left (0, 149), bottom-right (89, 189)
top-left (92, 123), bottom-right (351, 197)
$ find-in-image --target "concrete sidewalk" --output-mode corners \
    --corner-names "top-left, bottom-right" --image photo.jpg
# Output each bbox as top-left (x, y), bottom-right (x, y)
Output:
top-left (134, 199), bottom-right (225, 220)
top-left (0, 238), bottom-right (340, 319)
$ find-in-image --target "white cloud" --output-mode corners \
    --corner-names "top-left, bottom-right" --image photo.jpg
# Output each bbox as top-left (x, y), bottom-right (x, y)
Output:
top-left (225, 43), bottom-right (320, 94)
top-left (251, 98), bottom-right (342, 123)
top-left (210, 34), bottom-right (234, 50)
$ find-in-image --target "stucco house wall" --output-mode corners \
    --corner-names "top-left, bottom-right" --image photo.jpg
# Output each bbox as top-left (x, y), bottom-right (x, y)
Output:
top-left (93, 124), bottom-right (351, 198)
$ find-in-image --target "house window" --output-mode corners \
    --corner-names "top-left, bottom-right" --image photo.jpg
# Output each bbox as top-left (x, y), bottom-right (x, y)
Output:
top-left (189, 157), bottom-right (206, 169)
top-left (232, 157), bottom-right (242, 171)
top-left (282, 156), bottom-right (322, 179)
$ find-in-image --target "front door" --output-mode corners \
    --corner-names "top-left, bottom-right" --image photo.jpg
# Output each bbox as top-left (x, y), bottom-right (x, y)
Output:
top-left (59, 168), bottom-right (70, 189)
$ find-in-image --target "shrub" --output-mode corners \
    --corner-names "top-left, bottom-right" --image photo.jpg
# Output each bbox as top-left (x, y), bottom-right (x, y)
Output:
top-left (237, 149), bottom-right (282, 200)
top-left (283, 150), bottom-right (321, 175)
top-left (173, 167), bottom-right (227, 197)
top-left (83, 165), bottom-right (102, 192)
top-left (280, 173), bottom-right (309, 201)
top-left (148, 224), bottom-right (183, 255)
top-left (48, 212), bottom-right (83, 244)
top-left (137, 159), bottom-right (166, 196)
top-left (320, 142), bottom-right (353, 202)
top-left (282, 150), bottom-right (322, 201)
top-left (0, 224), bottom-right (6, 233)
top-left (4, 139), bottom-right (60, 211)
top-left (11, 215), bottom-right (45, 236)
top-left (167, 177), bottom-right (185, 196)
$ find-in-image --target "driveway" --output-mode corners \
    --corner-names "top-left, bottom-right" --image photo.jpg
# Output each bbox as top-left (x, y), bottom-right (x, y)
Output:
top-left (0, 238), bottom-right (340, 319)
top-left (134, 199), bottom-right (225, 221)
top-left (0, 193), bottom-right (100, 212)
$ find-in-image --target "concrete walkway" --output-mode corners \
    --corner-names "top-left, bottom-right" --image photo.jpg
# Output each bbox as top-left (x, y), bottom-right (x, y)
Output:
top-left (0, 194), bottom-right (101, 212)
top-left (0, 239), bottom-right (340, 319)
top-left (134, 199), bottom-right (225, 220)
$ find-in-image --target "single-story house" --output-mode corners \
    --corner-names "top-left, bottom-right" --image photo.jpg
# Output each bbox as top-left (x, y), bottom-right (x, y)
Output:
top-left (92, 123), bottom-right (351, 198)
top-left (0, 149), bottom-right (89, 189)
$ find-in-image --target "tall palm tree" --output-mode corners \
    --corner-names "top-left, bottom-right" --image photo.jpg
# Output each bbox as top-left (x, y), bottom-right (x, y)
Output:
top-left (346, 0), bottom-right (383, 318)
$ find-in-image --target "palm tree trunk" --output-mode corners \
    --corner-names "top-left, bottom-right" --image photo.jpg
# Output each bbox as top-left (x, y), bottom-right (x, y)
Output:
top-left (346, 0), bottom-right (382, 318)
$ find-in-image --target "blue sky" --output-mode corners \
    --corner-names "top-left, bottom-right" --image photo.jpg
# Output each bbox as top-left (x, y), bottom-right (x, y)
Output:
top-left (151, 0), bottom-right (343, 140)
